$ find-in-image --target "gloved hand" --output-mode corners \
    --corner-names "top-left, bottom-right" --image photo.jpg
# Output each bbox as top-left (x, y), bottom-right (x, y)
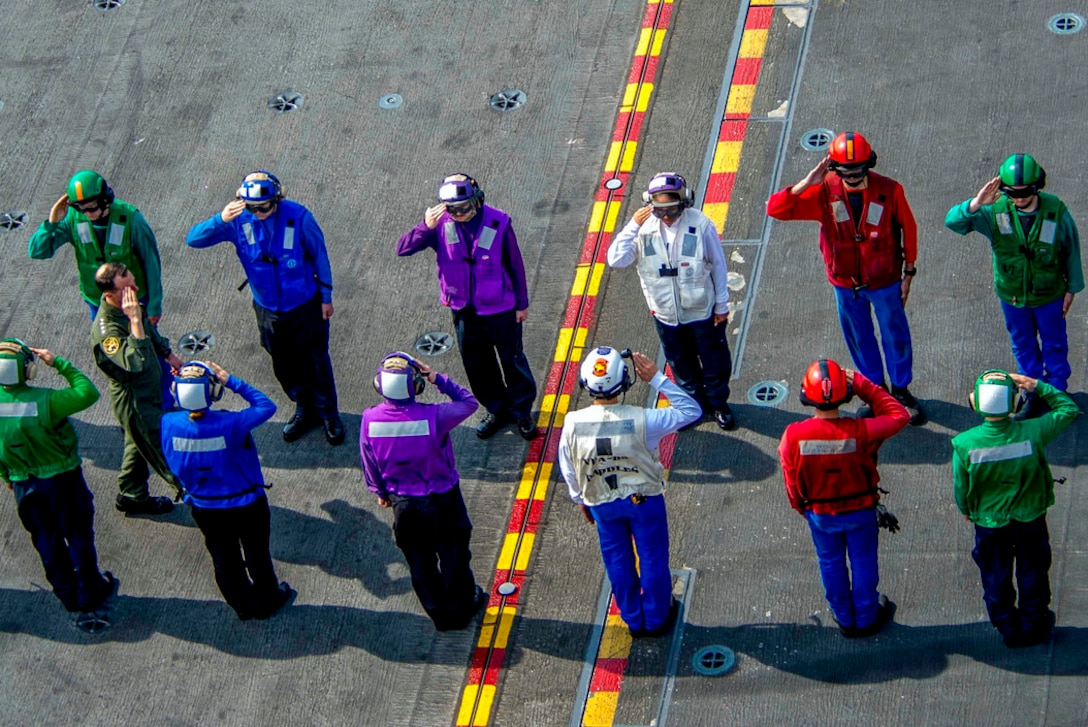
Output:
top-left (49, 195), bottom-right (69, 224)
top-left (875, 503), bottom-right (900, 534)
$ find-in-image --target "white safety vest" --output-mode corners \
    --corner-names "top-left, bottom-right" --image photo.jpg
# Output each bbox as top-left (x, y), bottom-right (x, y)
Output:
top-left (635, 209), bottom-right (716, 326)
top-left (564, 404), bottom-right (665, 506)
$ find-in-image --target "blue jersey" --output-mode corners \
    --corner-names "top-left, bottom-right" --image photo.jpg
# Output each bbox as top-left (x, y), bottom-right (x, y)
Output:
top-left (161, 376), bottom-right (276, 509)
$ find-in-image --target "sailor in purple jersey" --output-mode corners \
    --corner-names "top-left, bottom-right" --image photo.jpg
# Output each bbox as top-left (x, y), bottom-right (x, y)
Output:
top-left (360, 352), bottom-right (488, 631)
top-left (397, 173), bottom-right (538, 441)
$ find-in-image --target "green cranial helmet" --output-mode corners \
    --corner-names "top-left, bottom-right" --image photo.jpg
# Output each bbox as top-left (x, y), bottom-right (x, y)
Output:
top-left (67, 170), bottom-right (113, 205)
top-left (999, 154), bottom-right (1046, 188)
top-left (973, 369), bottom-right (1016, 417)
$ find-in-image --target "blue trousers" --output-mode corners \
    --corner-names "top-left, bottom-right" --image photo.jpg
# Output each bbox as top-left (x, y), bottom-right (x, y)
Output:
top-left (833, 281), bottom-right (913, 389)
top-left (254, 294), bottom-right (339, 417)
top-left (652, 315), bottom-right (732, 408)
top-left (13, 468), bottom-right (110, 612)
top-left (999, 298), bottom-right (1070, 391)
top-left (452, 307), bottom-right (537, 419)
top-left (972, 515), bottom-right (1052, 639)
top-left (590, 494), bottom-right (673, 632)
top-left (805, 508), bottom-right (880, 629)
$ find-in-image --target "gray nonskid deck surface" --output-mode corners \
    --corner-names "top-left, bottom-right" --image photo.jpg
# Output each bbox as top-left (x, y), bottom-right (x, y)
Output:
top-left (0, 1), bottom-right (1085, 726)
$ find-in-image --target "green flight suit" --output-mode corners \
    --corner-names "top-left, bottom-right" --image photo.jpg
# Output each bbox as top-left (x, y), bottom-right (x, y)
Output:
top-left (91, 299), bottom-right (181, 502)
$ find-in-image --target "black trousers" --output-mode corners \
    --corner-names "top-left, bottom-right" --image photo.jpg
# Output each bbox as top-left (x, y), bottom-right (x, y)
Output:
top-left (254, 293), bottom-right (339, 417)
top-left (452, 307), bottom-right (537, 419)
top-left (14, 468), bottom-right (109, 612)
top-left (390, 485), bottom-right (478, 628)
top-left (190, 496), bottom-right (281, 618)
top-left (972, 514), bottom-right (1052, 638)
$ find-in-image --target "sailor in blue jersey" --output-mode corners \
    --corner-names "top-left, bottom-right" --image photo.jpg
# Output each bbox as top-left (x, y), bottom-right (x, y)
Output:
top-left (161, 361), bottom-right (294, 621)
top-left (186, 171), bottom-right (343, 445)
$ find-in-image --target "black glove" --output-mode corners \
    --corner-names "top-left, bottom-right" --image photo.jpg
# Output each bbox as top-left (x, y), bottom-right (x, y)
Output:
top-left (875, 503), bottom-right (899, 534)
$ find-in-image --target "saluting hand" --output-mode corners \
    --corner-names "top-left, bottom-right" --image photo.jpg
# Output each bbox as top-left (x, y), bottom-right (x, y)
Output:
top-left (630, 351), bottom-right (658, 382)
top-left (633, 205), bottom-right (653, 226)
top-left (207, 361), bottom-right (230, 385)
top-left (49, 196), bottom-right (69, 224)
top-left (792, 156), bottom-right (831, 194)
top-left (121, 287), bottom-right (143, 323)
top-left (221, 199), bottom-right (247, 222)
top-left (969, 177), bottom-right (1002, 213)
top-left (28, 347), bottom-right (55, 367)
top-left (424, 204), bottom-right (446, 230)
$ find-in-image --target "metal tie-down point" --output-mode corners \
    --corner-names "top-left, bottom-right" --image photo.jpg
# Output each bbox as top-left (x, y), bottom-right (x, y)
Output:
top-left (1048, 13), bottom-right (1085, 34)
top-left (414, 332), bottom-right (454, 357)
top-left (489, 89), bottom-right (526, 112)
top-left (800, 128), bottom-right (834, 152)
top-left (268, 92), bottom-right (304, 114)
top-left (497, 582), bottom-right (517, 597)
top-left (177, 331), bottom-right (216, 358)
top-left (747, 380), bottom-right (788, 407)
top-left (603, 178), bottom-right (623, 191)
top-left (378, 94), bottom-right (403, 109)
top-left (692, 645), bottom-right (735, 676)
top-left (93, 0), bottom-right (125, 9)
top-left (0, 211), bottom-right (28, 232)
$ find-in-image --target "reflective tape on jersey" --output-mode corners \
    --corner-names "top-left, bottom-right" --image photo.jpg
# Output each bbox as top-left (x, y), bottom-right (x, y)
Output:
top-left (0, 401), bottom-right (38, 417)
top-left (799, 438), bottom-right (858, 455)
top-left (368, 420), bottom-right (430, 438)
top-left (171, 435), bottom-right (227, 453)
top-left (968, 439), bottom-right (1033, 465)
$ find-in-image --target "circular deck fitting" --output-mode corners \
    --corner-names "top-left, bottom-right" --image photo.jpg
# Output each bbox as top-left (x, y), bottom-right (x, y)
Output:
top-left (603, 178), bottom-right (624, 191)
top-left (692, 645), bottom-right (735, 677)
top-left (497, 582), bottom-right (518, 597)
top-left (1048, 13), bottom-right (1085, 34)
top-left (268, 92), bottom-right (304, 114)
top-left (799, 128), bottom-right (834, 152)
top-left (93, 0), bottom-right (125, 10)
top-left (75, 611), bottom-right (112, 633)
top-left (747, 380), bottom-right (788, 407)
top-left (414, 331), bottom-right (454, 357)
top-left (0, 211), bottom-right (28, 232)
top-left (177, 330), bottom-right (216, 357)
top-left (489, 89), bottom-right (526, 112)
top-left (378, 93), bottom-right (403, 109)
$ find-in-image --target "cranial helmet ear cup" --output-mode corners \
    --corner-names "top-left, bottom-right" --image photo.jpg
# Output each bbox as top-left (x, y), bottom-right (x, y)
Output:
top-left (103, 180), bottom-right (115, 205)
top-left (0, 339), bottom-right (36, 385)
top-left (1037, 168), bottom-right (1047, 191)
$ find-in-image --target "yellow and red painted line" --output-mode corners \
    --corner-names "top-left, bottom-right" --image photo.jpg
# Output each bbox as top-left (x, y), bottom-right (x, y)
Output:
top-left (458, 1), bottom-right (779, 725)
top-left (455, 2), bottom-right (674, 725)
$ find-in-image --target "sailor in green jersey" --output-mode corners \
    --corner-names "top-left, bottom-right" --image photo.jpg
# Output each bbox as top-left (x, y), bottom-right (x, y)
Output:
top-left (952, 369), bottom-right (1077, 648)
top-left (29, 170), bottom-right (165, 324)
top-left (945, 154), bottom-right (1083, 419)
top-left (0, 339), bottom-right (118, 621)
top-left (91, 262), bottom-right (184, 516)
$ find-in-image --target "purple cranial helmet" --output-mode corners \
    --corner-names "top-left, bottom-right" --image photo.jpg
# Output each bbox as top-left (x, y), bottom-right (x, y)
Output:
top-left (642, 172), bottom-right (694, 208)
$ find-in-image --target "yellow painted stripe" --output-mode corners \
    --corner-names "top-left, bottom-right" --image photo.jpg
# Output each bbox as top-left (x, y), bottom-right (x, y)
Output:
top-left (587, 263), bottom-right (606, 296)
top-left (556, 328), bottom-right (573, 361)
top-left (726, 84), bottom-right (755, 115)
top-left (457, 684), bottom-right (497, 727)
top-left (711, 141), bottom-right (743, 174)
top-left (604, 142), bottom-right (622, 173)
top-left (619, 140), bottom-right (639, 169)
top-left (702, 202), bottom-right (730, 231)
top-left (634, 28), bottom-right (652, 56)
top-left (621, 84), bottom-right (654, 113)
top-left (515, 533), bottom-right (534, 571)
top-left (602, 201), bottom-right (622, 233)
top-left (540, 392), bottom-right (571, 414)
top-left (497, 533), bottom-right (518, 570)
top-left (649, 29), bottom-right (667, 56)
top-left (516, 462), bottom-right (552, 499)
top-left (599, 614), bottom-right (634, 658)
top-left (588, 201), bottom-right (607, 232)
top-left (571, 265), bottom-right (591, 296)
top-left (739, 29), bottom-right (768, 58)
top-left (583, 691), bottom-right (620, 727)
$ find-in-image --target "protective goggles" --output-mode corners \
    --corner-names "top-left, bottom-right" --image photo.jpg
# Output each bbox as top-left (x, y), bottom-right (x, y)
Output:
top-left (246, 201), bottom-right (276, 213)
top-left (446, 202), bottom-right (475, 216)
top-left (71, 199), bottom-right (105, 214)
top-left (650, 203), bottom-right (683, 219)
top-left (830, 163), bottom-right (868, 179)
top-left (1000, 185), bottom-right (1038, 199)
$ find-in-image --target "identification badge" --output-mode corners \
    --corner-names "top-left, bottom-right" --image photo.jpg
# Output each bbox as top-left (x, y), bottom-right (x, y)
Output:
top-left (102, 337), bottom-right (120, 355)
top-left (108, 223), bottom-right (125, 247)
top-left (996, 213), bottom-right (1013, 235)
top-left (1040, 219), bottom-right (1057, 244)
top-left (865, 202), bottom-right (884, 226)
top-left (831, 200), bottom-right (850, 223)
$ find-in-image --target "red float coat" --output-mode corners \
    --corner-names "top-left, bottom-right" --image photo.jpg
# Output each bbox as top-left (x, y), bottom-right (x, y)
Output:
top-left (778, 373), bottom-right (910, 515)
top-left (766, 172), bottom-right (917, 291)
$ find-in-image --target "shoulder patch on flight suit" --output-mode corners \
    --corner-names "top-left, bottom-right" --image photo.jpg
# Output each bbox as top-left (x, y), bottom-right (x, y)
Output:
top-left (102, 337), bottom-right (121, 355)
